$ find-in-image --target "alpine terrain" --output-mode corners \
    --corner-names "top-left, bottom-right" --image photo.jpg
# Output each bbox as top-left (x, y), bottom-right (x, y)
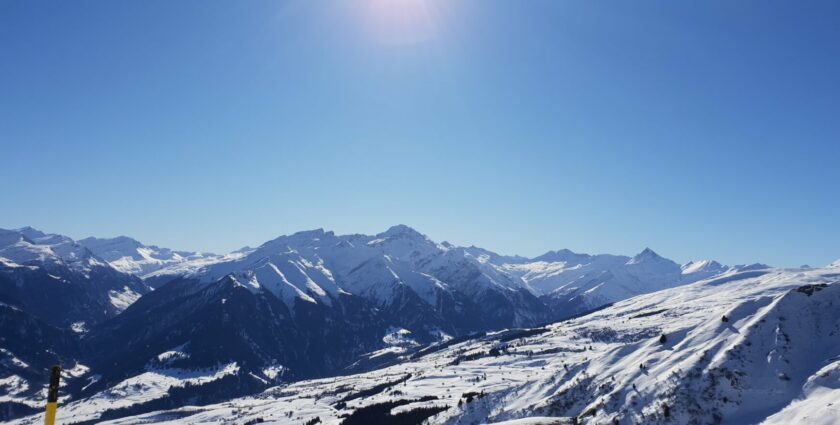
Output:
top-left (1, 225), bottom-right (836, 425)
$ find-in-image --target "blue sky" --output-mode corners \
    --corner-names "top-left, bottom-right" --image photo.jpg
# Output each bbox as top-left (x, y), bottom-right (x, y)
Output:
top-left (1, 1), bottom-right (838, 267)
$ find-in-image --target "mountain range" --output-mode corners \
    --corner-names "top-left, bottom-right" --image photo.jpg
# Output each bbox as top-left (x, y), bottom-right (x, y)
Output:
top-left (1, 225), bottom-right (833, 424)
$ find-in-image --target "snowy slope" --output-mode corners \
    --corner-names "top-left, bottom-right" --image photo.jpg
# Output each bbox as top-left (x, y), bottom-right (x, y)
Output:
top-left (26, 265), bottom-right (837, 425)
top-left (762, 358), bottom-right (840, 425)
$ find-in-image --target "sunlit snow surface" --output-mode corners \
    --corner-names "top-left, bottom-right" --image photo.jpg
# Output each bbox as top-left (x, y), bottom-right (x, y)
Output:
top-left (13, 266), bottom-right (839, 425)
top-left (11, 364), bottom-right (239, 424)
top-left (108, 286), bottom-right (142, 311)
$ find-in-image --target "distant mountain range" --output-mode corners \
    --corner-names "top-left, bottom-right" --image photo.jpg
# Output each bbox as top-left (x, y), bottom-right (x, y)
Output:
top-left (0, 225), bottom-right (798, 423)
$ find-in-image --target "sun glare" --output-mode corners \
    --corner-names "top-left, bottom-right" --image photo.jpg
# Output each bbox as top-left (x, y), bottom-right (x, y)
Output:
top-left (361, 0), bottom-right (442, 44)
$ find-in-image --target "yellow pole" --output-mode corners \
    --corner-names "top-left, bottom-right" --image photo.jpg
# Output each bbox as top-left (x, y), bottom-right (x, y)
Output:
top-left (44, 365), bottom-right (61, 425)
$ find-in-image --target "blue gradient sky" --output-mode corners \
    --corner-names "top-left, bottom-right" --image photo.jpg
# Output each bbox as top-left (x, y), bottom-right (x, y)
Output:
top-left (2, 1), bottom-right (838, 267)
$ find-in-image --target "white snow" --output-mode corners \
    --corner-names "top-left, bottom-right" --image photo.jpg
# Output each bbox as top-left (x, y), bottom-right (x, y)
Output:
top-left (108, 286), bottom-right (142, 311)
top-left (0, 256), bottom-right (23, 268)
top-left (383, 327), bottom-right (420, 347)
top-left (0, 348), bottom-right (30, 368)
top-left (501, 248), bottom-right (716, 312)
top-left (262, 365), bottom-right (286, 380)
top-left (155, 344), bottom-right (191, 364)
top-left (12, 363), bottom-right (240, 424)
top-left (78, 235), bottom-right (225, 278)
top-left (488, 418), bottom-right (570, 425)
top-left (0, 375), bottom-right (29, 396)
top-left (61, 362), bottom-right (91, 379)
top-left (763, 359), bottom-right (840, 425)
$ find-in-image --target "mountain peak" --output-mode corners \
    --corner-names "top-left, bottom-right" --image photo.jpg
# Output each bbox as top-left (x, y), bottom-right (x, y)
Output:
top-left (16, 226), bottom-right (47, 239)
top-left (112, 235), bottom-right (142, 244)
top-left (628, 247), bottom-right (662, 262)
top-left (681, 259), bottom-right (726, 276)
top-left (255, 228), bottom-right (333, 254)
top-left (639, 247), bottom-right (659, 256)
top-left (546, 248), bottom-right (577, 257)
top-left (625, 248), bottom-right (682, 269)
top-left (532, 248), bottom-right (590, 264)
top-left (379, 224), bottom-right (425, 239)
top-left (732, 263), bottom-right (772, 272)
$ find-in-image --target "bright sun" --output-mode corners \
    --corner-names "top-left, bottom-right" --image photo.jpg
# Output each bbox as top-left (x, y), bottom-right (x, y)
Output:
top-left (362, 0), bottom-right (443, 44)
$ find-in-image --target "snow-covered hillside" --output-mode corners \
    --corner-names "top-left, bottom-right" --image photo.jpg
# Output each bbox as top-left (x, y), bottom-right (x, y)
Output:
top-left (18, 265), bottom-right (836, 425)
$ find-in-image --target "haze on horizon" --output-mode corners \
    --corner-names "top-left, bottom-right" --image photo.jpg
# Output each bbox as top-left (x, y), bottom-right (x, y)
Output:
top-left (1, 0), bottom-right (838, 267)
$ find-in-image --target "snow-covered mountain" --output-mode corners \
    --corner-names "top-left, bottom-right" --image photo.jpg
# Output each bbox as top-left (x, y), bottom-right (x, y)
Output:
top-left (0, 227), bottom-right (99, 271)
top-left (0, 227), bottom-right (149, 326)
top-left (1, 223), bottom-right (723, 324)
top-left (77, 235), bottom-right (222, 278)
top-left (147, 225), bottom-right (734, 328)
top-left (23, 265), bottom-right (836, 425)
top-left (501, 247), bottom-right (729, 315)
top-left (169, 225), bottom-right (549, 333)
